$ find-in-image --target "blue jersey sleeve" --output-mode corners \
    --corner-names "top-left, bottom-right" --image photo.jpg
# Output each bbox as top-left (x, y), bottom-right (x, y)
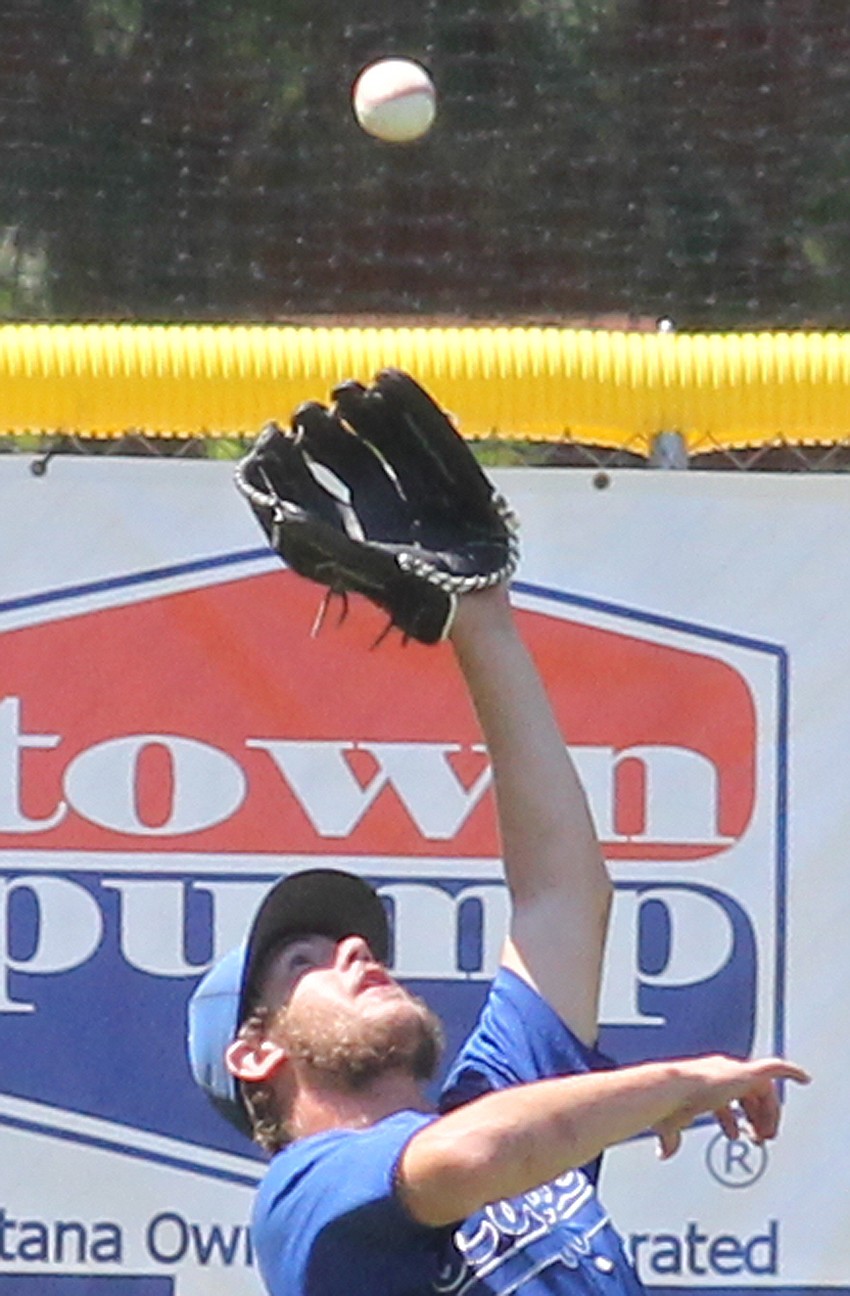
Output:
top-left (439, 967), bottom-right (615, 1183)
top-left (252, 1110), bottom-right (450, 1296)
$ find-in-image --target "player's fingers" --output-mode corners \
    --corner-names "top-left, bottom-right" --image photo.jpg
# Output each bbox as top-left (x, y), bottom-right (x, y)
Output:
top-left (714, 1103), bottom-right (741, 1143)
top-left (739, 1087), bottom-right (781, 1142)
top-left (748, 1058), bottom-right (811, 1086)
top-left (731, 1059), bottom-right (810, 1142)
top-left (653, 1121), bottom-right (682, 1161)
top-left (737, 1060), bottom-right (810, 1136)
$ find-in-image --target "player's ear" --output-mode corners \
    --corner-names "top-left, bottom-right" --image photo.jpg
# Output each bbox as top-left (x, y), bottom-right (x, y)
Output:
top-left (225, 1016), bottom-right (288, 1088)
top-left (225, 1032), bottom-right (288, 1083)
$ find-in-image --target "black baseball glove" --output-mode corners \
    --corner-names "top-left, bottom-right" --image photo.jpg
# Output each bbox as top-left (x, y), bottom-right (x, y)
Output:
top-left (234, 369), bottom-right (519, 644)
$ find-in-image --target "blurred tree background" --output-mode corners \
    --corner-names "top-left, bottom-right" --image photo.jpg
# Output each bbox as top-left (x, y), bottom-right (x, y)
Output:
top-left (0, 0), bottom-right (847, 328)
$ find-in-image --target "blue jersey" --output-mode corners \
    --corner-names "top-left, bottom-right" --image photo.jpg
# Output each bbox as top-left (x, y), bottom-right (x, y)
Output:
top-left (251, 968), bottom-right (646, 1296)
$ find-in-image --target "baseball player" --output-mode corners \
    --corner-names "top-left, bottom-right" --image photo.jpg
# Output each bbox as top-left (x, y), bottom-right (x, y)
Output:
top-left (188, 371), bottom-right (808, 1296)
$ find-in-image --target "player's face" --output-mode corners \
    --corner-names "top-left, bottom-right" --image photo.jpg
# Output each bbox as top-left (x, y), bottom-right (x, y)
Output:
top-left (261, 933), bottom-right (442, 1086)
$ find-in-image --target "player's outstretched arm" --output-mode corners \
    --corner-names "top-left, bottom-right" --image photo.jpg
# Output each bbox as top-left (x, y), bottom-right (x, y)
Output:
top-left (397, 1055), bottom-right (810, 1228)
top-left (235, 373), bottom-right (606, 1040)
top-left (449, 585), bottom-right (612, 1045)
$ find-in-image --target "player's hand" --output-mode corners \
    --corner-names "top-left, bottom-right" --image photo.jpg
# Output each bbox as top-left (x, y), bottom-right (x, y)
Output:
top-left (652, 1055), bottom-right (811, 1161)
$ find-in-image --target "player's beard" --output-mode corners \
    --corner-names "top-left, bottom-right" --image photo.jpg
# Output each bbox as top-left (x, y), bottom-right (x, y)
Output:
top-left (280, 988), bottom-right (444, 1089)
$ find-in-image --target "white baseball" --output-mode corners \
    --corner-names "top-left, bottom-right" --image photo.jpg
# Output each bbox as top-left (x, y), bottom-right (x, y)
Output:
top-left (352, 58), bottom-right (436, 143)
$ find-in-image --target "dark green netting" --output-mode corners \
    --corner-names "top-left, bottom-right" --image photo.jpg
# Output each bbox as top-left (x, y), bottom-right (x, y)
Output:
top-left (1, 1), bottom-right (848, 329)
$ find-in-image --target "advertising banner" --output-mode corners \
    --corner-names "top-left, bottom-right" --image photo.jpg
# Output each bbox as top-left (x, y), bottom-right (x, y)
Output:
top-left (0, 456), bottom-right (846, 1294)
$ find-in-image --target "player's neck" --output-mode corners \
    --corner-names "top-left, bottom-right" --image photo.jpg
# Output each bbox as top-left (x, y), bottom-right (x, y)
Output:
top-left (290, 1068), bottom-right (430, 1139)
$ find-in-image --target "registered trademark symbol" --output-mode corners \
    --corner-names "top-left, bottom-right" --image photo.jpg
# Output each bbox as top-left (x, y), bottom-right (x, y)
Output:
top-left (705, 1131), bottom-right (768, 1188)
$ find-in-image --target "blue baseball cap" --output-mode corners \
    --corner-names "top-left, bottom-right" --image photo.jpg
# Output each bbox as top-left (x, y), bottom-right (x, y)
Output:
top-left (187, 868), bottom-right (390, 1137)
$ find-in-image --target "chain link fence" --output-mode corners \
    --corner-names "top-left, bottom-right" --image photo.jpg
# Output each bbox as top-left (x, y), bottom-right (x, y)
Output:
top-left (6, 431), bottom-right (850, 475)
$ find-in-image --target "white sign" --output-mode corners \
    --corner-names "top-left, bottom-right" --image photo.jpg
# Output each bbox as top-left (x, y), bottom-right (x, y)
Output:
top-left (0, 456), bottom-right (844, 1294)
